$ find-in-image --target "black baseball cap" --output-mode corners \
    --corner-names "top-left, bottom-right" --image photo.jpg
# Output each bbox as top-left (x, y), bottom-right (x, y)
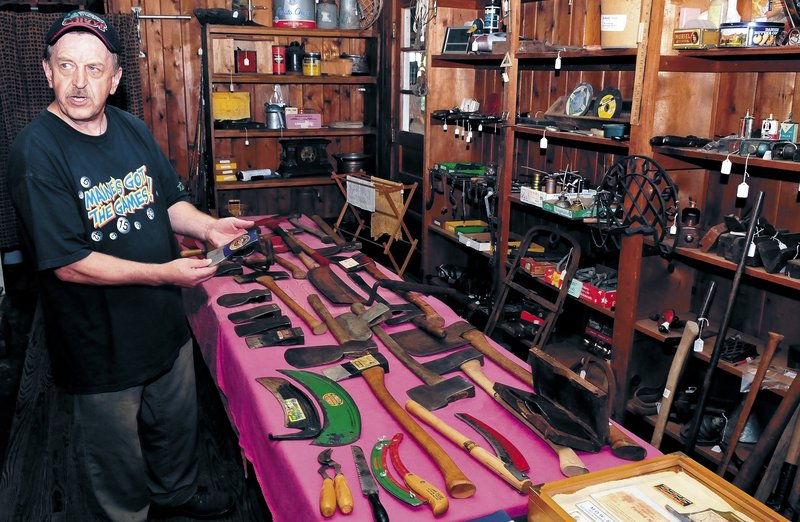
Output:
top-left (45, 11), bottom-right (121, 54)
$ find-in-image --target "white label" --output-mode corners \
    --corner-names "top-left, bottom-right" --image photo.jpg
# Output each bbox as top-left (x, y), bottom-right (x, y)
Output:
top-left (568, 279), bottom-right (583, 298)
top-left (662, 388), bottom-right (671, 399)
top-left (601, 14), bottom-right (628, 32)
top-left (670, 224), bottom-right (677, 235)
top-left (721, 158), bottom-right (732, 174)
top-left (502, 71), bottom-right (509, 83)
top-left (748, 241), bottom-right (756, 257)
top-left (555, 56), bottom-right (562, 69)
top-left (737, 182), bottom-right (749, 198)
top-left (540, 136), bottom-right (548, 149)
top-left (339, 258), bottom-right (358, 269)
top-left (694, 338), bottom-right (704, 352)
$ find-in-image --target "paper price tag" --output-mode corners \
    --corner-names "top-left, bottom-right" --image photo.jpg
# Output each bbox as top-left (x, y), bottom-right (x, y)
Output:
top-left (721, 158), bottom-right (732, 174)
top-left (555, 56), bottom-right (562, 69)
top-left (540, 136), bottom-right (548, 149)
top-left (737, 182), bottom-right (749, 198)
top-left (694, 338), bottom-right (704, 352)
top-left (567, 279), bottom-right (582, 298)
top-left (748, 241), bottom-right (756, 257)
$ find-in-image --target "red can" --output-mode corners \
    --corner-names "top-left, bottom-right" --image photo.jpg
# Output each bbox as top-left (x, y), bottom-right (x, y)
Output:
top-left (272, 45), bottom-right (286, 75)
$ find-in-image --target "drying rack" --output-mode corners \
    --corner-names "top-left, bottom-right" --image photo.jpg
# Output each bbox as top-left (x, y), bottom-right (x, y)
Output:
top-left (332, 172), bottom-right (418, 276)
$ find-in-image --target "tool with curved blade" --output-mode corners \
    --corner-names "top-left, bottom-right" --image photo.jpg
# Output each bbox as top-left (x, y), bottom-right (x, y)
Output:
top-left (455, 412), bottom-right (530, 475)
top-left (256, 377), bottom-right (321, 440)
top-left (388, 433), bottom-right (449, 516)
top-left (369, 437), bottom-right (422, 507)
top-left (279, 369), bottom-right (361, 446)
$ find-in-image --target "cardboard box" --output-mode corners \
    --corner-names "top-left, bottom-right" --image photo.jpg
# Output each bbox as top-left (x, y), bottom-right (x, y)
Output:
top-left (780, 122), bottom-right (799, 142)
top-left (211, 92), bottom-right (251, 121)
top-left (672, 28), bottom-right (720, 49)
top-left (286, 113), bottom-right (322, 129)
top-left (520, 258), bottom-right (555, 277)
top-left (600, 0), bottom-right (642, 49)
top-left (544, 266), bottom-right (617, 309)
top-left (443, 219), bottom-right (488, 234)
top-left (459, 232), bottom-right (493, 251)
top-left (542, 196), bottom-right (597, 219)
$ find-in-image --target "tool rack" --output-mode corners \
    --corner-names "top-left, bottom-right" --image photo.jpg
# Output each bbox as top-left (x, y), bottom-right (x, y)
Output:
top-left (332, 172), bottom-right (418, 276)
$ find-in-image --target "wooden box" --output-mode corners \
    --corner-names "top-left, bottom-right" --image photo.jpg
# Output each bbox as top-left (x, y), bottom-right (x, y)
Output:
top-left (528, 453), bottom-right (781, 521)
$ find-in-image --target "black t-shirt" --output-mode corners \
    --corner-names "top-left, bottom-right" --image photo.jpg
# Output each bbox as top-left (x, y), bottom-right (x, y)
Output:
top-left (9, 106), bottom-right (192, 393)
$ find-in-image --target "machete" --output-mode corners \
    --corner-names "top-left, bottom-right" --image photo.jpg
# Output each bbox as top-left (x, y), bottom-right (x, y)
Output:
top-left (279, 369), bottom-right (361, 446)
top-left (256, 376), bottom-right (322, 440)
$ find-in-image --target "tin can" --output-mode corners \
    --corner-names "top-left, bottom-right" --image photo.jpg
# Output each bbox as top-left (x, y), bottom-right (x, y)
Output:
top-left (273, 0), bottom-right (316, 28)
top-left (761, 114), bottom-right (779, 140)
top-left (272, 45), bottom-right (286, 75)
top-left (302, 53), bottom-right (321, 76)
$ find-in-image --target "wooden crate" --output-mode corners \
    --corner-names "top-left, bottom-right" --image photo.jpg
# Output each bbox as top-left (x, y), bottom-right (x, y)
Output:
top-left (528, 453), bottom-right (783, 521)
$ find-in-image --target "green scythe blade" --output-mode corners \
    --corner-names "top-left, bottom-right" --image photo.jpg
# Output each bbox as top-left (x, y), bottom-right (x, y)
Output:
top-left (279, 369), bottom-right (361, 446)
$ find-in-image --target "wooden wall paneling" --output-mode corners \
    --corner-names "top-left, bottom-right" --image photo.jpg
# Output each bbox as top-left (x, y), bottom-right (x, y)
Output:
top-left (716, 72), bottom-right (757, 136)
top-left (569, 0), bottom-right (589, 46)
top-left (754, 72), bottom-right (797, 125)
top-left (157, 0), bottom-right (190, 178)
top-left (652, 72), bottom-right (717, 137)
top-left (583, 0), bottom-right (600, 46)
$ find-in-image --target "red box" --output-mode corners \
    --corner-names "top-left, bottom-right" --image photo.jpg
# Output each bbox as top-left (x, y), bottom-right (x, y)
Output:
top-left (235, 50), bottom-right (257, 73)
top-left (285, 113), bottom-right (322, 129)
top-left (543, 267), bottom-right (616, 310)
top-left (521, 258), bottom-right (555, 277)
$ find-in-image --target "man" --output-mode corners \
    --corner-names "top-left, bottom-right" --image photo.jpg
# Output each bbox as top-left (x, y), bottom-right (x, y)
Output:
top-left (8, 11), bottom-right (251, 521)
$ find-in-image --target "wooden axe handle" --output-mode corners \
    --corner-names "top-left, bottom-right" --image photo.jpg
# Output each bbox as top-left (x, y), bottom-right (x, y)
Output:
top-left (651, 321), bottom-right (700, 449)
top-left (461, 328), bottom-right (533, 388)
top-left (406, 399), bottom-right (532, 494)
top-left (312, 214), bottom-right (346, 246)
top-left (180, 248), bottom-right (204, 258)
top-left (459, 359), bottom-right (588, 478)
top-left (360, 366), bottom-right (476, 499)
top-left (608, 423), bottom-right (646, 461)
top-left (274, 255), bottom-right (307, 279)
top-left (296, 251), bottom-right (316, 270)
top-left (734, 370), bottom-right (800, 493)
top-left (308, 294), bottom-right (350, 344)
top-left (718, 331), bottom-right (783, 476)
top-left (256, 276), bottom-right (326, 335)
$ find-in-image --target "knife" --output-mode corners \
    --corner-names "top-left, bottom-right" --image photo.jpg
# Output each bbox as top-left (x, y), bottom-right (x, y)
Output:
top-left (351, 445), bottom-right (390, 522)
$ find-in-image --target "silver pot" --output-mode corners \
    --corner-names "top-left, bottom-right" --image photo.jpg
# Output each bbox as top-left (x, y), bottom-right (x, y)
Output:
top-left (265, 104), bottom-right (286, 129)
top-left (340, 53), bottom-right (368, 75)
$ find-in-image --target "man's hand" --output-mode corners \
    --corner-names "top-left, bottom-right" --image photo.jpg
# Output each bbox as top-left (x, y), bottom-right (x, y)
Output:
top-left (163, 258), bottom-right (219, 287)
top-left (204, 217), bottom-right (255, 249)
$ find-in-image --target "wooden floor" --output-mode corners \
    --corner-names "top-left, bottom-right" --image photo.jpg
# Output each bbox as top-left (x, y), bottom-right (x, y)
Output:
top-left (0, 269), bottom-right (272, 522)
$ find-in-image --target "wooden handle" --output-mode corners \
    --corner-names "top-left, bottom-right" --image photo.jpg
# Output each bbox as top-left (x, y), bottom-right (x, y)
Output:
top-left (354, 303), bottom-right (444, 385)
top-left (406, 400), bottom-right (532, 493)
top-left (651, 320), bottom-right (700, 449)
top-left (460, 360), bottom-right (496, 396)
top-left (256, 276), bottom-right (327, 335)
top-left (334, 473), bottom-right (353, 514)
top-left (180, 248), bottom-right (204, 258)
top-left (313, 214), bottom-right (346, 246)
top-left (717, 331), bottom-right (784, 475)
top-left (296, 251), bottom-right (316, 270)
top-left (274, 255), bottom-right (307, 279)
top-left (402, 472), bottom-right (449, 515)
top-left (460, 328), bottom-right (533, 388)
top-left (320, 477), bottom-right (336, 517)
top-left (360, 366), bottom-right (476, 499)
top-left (308, 294), bottom-right (350, 344)
top-left (608, 423), bottom-right (646, 461)
top-left (291, 234), bottom-right (330, 266)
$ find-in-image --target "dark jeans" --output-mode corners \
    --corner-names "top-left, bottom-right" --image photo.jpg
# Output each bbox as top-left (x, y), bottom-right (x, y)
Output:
top-left (74, 340), bottom-right (199, 522)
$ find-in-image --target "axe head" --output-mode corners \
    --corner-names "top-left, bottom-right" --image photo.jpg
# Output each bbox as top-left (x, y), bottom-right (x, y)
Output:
top-left (421, 347), bottom-right (484, 376)
top-left (323, 352), bottom-right (390, 381)
top-left (234, 271), bottom-right (290, 283)
top-left (406, 375), bottom-right (475, 411)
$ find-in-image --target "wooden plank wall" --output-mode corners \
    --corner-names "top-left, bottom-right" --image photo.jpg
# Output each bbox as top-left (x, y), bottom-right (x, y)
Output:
top-left (106, 0), bottom-right (231, 182)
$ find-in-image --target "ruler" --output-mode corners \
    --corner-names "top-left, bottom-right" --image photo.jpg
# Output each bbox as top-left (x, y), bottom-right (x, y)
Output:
top-left (630, 1), bottom-right (654, 126)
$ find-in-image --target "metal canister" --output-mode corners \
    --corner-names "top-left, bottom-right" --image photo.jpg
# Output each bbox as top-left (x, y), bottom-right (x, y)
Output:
top-left (285, 42), bottom-right (304, 74)
top-left (272, 45), bottom-right (286, 75)
top-left (316, 0), bottom-right (338, 29)
top-left (739, 110), bottom-right (755, 138)
top-left (302, 53), bottom-right (321, 76)
top-left (761, 113), bottom-right (779, 140)
top-left (273, 0), bottom-right (316, 28)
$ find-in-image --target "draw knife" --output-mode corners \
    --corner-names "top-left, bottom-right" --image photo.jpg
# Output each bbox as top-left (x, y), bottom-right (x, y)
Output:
top-left (370, 438), bottom-right (422, 507)
top-left (455, 412), bottom-right (529, 481)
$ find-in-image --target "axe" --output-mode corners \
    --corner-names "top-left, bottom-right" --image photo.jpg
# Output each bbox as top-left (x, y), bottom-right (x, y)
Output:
top-left (288, 213), bottom-right (334, 243)
top-left (245, 275), bottom-right (326, 335)
top-left (351, 303), bottom-right (474, 411)
top-left (324, 353), bottom-right (476, 499)
top-left (419, 347), bottom-right (588, 477)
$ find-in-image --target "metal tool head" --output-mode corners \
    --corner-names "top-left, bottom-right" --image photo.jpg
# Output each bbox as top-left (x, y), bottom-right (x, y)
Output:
top-left (390, 321), bottom-right (475, 356)
top-left (421, 347), bottom-right (484, 376)
top-left (233, 271), bottom-right (290, 283)
top-left (283, 339), bottom-right (378, 368)
top-left (405, 375), bottom-right (475, 411)
top-left (323, 353), bottom-right (390, 382)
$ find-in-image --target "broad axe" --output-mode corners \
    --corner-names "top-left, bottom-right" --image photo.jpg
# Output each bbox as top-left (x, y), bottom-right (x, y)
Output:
top-left (350, 302), bottom-right (475, 411)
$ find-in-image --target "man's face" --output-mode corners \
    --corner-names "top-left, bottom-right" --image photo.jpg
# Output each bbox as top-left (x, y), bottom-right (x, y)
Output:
top-left (42, 32), bottom-right (122, 134)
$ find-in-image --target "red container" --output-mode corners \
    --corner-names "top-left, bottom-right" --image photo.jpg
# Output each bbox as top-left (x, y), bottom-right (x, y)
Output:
top-left (235, 50), bottom-right (256, 73)
top-left (272, 45), bottom-right (286, 75)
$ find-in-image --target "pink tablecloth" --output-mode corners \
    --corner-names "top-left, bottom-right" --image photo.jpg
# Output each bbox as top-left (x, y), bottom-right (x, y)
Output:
top-left (184, 219), bottom-right (660, 522)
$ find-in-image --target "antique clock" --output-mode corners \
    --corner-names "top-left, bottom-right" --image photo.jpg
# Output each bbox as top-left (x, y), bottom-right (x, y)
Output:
top-left (278, 138), bottom-right (333, 177)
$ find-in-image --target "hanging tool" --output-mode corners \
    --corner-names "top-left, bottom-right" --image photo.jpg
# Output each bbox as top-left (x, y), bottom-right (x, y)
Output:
top-left (318, 449), bottom-right (354, 516)
top-left (351, 445), bottom-right (390, 522)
